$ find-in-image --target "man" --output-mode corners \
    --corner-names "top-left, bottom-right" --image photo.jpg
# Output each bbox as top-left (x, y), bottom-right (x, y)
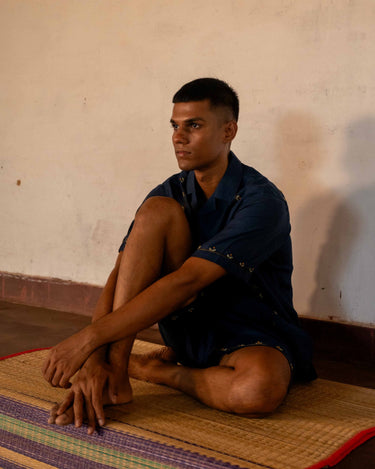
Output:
top-left (43, 78), bottom-right (316, 435)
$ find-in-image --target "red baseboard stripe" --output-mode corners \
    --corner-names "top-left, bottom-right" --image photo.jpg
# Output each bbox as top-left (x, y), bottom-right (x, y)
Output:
top-left (1, 271), bottom-right (374, 364)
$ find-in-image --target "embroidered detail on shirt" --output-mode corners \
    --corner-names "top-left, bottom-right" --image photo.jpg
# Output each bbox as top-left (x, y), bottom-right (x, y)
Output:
top-left (220, 344), bottom-right (247, 352)
top-left (276, 346), bottom-right (284, 352)
top-left (249, 267), bottom-right (255, 273)
top-left (235, 194), bottom-right (241, 201)
top-left (198, 247), bottom-right (248, 265)
top-left (255, 341), bottom-right (264, 345)
top-left (179, 177), bottom-right (185, 183)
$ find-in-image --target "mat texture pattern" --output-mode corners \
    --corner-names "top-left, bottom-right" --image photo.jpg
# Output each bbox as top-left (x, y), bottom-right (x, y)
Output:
top-left (1, 341), bottom-right (375, 469)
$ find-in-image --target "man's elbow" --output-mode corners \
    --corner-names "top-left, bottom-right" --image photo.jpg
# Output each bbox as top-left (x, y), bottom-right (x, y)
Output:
top-left (174, 256), bottom-right (226, 298)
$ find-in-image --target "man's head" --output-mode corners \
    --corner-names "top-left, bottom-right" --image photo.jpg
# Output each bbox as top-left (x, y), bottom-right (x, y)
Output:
top-left (173, 78), bottom-right (239, 123)
top-left (170, 79), bottom-right (239, 174)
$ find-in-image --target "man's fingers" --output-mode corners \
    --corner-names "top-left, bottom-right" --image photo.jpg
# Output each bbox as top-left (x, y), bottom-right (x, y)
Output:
top-left (92, 388), bottom-right (105, 427)
top-left (85, 396), bottom-right (97, 435)
top-left (43, 361), bottom-right (56, 384)
top-left (42, 358), bottom-right (50, 376)
top-left (73, 390), bottom-right (84, 428)
top-left (51, 370), bottom-right (64, 388)
top-left (58, 371), bottom-right (73, 389)
top-left (57, 391), bottom-right (74, 415)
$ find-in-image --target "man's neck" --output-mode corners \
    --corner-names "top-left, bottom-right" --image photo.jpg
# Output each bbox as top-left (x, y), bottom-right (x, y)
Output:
top-left (194, 155), bottom-right (229, 200)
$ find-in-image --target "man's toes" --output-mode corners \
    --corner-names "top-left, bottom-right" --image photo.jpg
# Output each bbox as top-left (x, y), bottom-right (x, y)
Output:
top-left (55, 407), bottom-right (74, 426)
top-left (48, 403), bottom-right (59, 424)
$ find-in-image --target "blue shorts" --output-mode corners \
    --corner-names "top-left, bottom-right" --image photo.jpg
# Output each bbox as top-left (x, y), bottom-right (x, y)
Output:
top-left (158, 292), bottom-right (296, 376)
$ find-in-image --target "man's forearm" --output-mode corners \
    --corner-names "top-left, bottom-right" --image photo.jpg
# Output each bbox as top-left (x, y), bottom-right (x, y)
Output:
top-left (42, 257), bottom-right (225, 388)
top-left (87, 257), bottom-right (226, 351)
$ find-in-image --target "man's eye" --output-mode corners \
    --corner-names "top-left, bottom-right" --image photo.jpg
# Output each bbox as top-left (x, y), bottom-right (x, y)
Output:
top-left (191, 123), bottom-right (200, 129)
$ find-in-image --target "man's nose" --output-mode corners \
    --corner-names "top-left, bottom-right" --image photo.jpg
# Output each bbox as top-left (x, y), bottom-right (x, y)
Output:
top-left (173, 127), bottom-right (188, 144)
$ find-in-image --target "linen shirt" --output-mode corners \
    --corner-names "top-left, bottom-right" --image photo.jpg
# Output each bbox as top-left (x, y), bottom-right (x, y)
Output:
top-left (119, 152), bottom-right (316, 381)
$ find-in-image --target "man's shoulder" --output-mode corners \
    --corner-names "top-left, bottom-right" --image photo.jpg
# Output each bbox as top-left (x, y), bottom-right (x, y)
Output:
top-left (237, 159), bottom-right (286, 203)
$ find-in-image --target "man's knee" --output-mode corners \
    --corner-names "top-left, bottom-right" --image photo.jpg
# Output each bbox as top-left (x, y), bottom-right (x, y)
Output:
top-left (133, 197), bottom-right (192, 271)
top-left (135, 196), bottom-right (187, 228)
top-left (226, 372), bottom-right (289, 415)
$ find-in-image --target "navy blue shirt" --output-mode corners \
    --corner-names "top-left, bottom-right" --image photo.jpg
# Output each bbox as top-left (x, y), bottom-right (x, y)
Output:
top-left (120, 153), bottom-right (316, 381)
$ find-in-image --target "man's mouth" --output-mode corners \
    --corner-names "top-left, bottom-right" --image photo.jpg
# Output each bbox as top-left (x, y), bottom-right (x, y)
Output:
top-left (175, 150), bottom-right (191, 157)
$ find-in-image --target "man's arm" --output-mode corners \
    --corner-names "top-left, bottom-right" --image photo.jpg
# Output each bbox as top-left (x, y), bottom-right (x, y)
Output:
top-left (43, 256), bottom-right (226, 387)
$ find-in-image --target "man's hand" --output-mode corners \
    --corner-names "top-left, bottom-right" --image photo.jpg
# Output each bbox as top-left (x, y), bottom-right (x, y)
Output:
top-left (54, 362), bottom-right (111, 434)
top-left (48, 353), bottom-right (132, 434)
top-left (42, 326), bottom-right (96, 388)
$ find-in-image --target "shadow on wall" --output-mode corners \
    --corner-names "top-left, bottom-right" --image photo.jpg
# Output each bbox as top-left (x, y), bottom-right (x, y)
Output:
top-left (310, 117), bottom-right (375, 325)
top-left (274, 113), bottom-right (375, 325)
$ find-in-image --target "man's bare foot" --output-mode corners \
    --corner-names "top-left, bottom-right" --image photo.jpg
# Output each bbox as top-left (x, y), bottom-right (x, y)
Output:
top-left (128, 346), bottom-right (178, 384)
top-left (49, 404), bottom-right (74, 426)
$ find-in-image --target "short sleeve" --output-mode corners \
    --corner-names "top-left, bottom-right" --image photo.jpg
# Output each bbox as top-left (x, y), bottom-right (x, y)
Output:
top-left (192, 196), bottom-right (290, 283)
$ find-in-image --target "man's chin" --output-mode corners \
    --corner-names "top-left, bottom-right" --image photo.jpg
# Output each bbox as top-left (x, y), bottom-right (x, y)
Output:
top-left (176, 159), bottom-right (194, 172)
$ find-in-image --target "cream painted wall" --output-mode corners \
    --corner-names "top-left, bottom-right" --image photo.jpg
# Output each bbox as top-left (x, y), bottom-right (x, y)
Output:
top-left (1, 1), bottom-right (374, 325)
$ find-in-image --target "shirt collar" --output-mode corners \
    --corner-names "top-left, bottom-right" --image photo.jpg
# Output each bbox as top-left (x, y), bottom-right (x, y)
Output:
top-left (186, 152), bottom-right (243, 202)
top-left (212, 152), bottom-right (243, 202)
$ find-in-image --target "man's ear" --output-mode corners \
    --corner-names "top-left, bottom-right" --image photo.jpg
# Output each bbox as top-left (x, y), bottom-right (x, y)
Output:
top-left (223, 120), bottom-right (238, 143)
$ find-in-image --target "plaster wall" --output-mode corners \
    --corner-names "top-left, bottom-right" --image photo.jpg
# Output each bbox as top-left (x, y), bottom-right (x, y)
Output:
top-left (1, 0), bottom-right (374, 325)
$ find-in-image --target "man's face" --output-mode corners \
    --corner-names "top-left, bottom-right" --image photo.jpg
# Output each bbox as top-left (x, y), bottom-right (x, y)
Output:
top-left (170, 100), bottom-right (234, 173)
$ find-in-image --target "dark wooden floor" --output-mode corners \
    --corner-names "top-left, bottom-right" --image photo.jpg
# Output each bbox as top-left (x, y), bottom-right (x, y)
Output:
top-left (1, 300), bottom-right (374, 468)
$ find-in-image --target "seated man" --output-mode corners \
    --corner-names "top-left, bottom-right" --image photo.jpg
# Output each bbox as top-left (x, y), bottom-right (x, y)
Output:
top-left (43, 78), bottom-right (316, 435)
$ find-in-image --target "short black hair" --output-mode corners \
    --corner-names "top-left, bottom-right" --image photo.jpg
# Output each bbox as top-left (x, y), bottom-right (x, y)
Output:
top-left (173, 78), bottom-right (239, 122)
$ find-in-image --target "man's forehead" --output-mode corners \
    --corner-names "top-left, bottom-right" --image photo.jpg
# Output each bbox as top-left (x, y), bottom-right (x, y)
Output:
top-left (171, 100), bottom-right (216, 121)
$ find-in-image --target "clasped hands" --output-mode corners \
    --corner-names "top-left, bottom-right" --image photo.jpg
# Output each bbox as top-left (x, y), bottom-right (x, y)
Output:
top-left (42, 327), bottom-right (121, 434)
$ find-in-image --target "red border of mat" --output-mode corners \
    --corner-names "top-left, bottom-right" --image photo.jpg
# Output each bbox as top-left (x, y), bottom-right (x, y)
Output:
top-left (306, 427), bottom-right (375, 469)
top-left (1, 349), bottom-right (374, 469)
top-left (0, 347), bottom-right (51, 361)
